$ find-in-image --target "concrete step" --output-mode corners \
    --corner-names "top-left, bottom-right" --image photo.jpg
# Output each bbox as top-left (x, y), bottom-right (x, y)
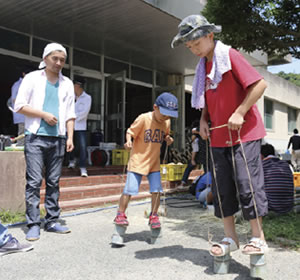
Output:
top-left (41, 173), bottom-right (202, 200)
top-left (41, 189), bottom-right (181, 211)
top-left (42, 168), bottom-right (203, 189)
top-left (42, 174), bottom-right (129, 189)
top-left (61, 165), bottom-right (126, 177)
top-left (53, 192), bottom-right (151, 211)
top-left (40, 181), bottom-right (151, 202)
top-left (40, 169), bottom-right (203, 211)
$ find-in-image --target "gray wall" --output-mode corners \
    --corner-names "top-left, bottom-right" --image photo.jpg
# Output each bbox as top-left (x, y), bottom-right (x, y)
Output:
top-left (256, 67), bottom-right (300, 152)
top-left (144, 0), bottom-right (206, 19)
top-left (0, 152), bottom-right (26, 212)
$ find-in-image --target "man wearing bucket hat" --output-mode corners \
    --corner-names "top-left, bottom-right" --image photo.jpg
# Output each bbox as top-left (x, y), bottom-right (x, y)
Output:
top-left (14, 43), bottom-right (76, 241)
top-left (172, 15), bottom-right (268, 256)
top-left (113, 92), bottom-right (178, 230)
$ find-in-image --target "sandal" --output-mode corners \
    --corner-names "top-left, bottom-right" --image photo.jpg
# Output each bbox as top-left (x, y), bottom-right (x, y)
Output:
top-left (242, 237), bottom-right (268, 255)
top-left (209, 237), bottom-right (239, 257)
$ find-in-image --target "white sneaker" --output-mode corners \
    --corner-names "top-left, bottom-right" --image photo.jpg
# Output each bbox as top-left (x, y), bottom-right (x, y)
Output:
top-left (177, 181), bottom-right (187, 190)
top-left (68, 161), bottom-right (76, 169)
top-left (80, 168), bottom-right (88, 177)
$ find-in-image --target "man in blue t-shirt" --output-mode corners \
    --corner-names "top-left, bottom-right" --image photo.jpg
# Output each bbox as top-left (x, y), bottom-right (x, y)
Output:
top-left (15, 43), bottom-right (76, 241)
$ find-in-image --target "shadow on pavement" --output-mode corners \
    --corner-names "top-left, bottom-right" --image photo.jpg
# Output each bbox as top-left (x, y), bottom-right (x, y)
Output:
top-left (124, 230), bottom-right (151, 244)
top-left (135, 245), bottom-right (251, 278)
top-left (163, 199), bottom-right (251, 245)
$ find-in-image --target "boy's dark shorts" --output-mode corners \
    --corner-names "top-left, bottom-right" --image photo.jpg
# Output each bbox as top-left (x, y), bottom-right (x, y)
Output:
top-left (210, 140), bottom-right (268, 220)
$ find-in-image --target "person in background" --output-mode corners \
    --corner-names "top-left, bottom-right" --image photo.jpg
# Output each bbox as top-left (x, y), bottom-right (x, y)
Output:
top-left (261, 143), bottom-right (294, 214)
top-left (195, 172), bottom-right (213, 208)
top-left (287, 128), bottom-right (300, 171)
top-left (190, 172), bottom-right (213, 208)
top-left (14, 42), bottom-right (76, 241)
top-left (8, 67), bottom-right (33, 146)
top-left (68, 77), bottom-right (92, 177)
top-left (0, 222), bottom-right (33, 256)
top-left (179, 123), bottom-right (201, 188)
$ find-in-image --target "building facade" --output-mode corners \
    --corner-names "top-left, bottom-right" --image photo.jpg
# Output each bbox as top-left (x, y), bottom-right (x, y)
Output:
top-left (0, 0), bottom-right (299, 153)
top-left (149, 0), bottom-right (300, 153)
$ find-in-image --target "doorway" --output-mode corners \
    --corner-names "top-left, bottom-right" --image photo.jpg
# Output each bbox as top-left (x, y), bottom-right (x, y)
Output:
top-left (105, 71), bottom-right (152, 146)
top-left (125, 83), bottom-right (152, 130)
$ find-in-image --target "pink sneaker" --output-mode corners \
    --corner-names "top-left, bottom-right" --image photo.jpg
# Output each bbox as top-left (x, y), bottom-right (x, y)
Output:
top-left (114, 212), bottom-right (129, 226)
top-left (149, 214), bottom-right (161, 229)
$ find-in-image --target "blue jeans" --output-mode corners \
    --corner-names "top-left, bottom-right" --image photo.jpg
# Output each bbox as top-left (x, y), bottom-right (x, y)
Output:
top-left (69, 130), bottom-right (87, 168)
top-left (198, 187), bottom-right (212, 203)
top-left (24, 135), bottom-right (66, 227)
top-left (0, 223), bottom-right (9, 247)
top-left (123, 171), bottom-right (163, 195)
top-left (181, 162), bottom-right (196, 183)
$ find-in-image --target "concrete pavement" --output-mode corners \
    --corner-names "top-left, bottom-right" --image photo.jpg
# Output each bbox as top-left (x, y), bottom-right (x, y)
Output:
top-left (1, 197), bottom-right (299, 280)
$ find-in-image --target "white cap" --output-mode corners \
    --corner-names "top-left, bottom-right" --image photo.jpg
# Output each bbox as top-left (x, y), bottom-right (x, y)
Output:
top-left (39, 43), bottom-right (67, 69)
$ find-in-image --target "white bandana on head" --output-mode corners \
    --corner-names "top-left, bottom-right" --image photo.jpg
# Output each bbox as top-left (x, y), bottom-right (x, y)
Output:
top-left (38, 43), bottom-right (67, 69)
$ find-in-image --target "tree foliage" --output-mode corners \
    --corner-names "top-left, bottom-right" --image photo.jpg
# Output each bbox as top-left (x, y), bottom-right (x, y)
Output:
top-left (277, 72), bottom-right (300, 87)
top-left (202, 0), bottom-right (300, 58)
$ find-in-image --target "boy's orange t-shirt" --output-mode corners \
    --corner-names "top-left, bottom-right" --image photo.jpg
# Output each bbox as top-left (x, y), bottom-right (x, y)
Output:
top-left (127, 112), bottom-right (170, 175)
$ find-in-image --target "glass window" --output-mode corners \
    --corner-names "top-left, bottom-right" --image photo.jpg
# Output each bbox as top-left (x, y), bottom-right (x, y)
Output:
top-left (288, 107), bottom-right (297, 133)
top-left (0, 28), bottom-right (29, 54)
top-left (87, 120), bottom-right (102, 132)
top-left (264, 98), bottom-right (273, 130)
top-left (32, 38), bottom-right (69, 64)
top-left (73, 49), bottom-right (100, 71)
top-left (62, 68), bottom-right (70, 78)
top-left (156, 71), bottom-right (169, 86)
top-left (32, 38), bottom-right (50, 58)
top-left (131, 66), bottom-right (152, 84)
top-left (104, 58), bottom-right (129, 77)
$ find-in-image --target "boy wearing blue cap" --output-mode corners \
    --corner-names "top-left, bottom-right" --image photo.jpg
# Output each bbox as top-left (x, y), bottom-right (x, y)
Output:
top-left (172, 14), bottom-right (268, 256)
top-left (114, 92), bottom-right (178, 229)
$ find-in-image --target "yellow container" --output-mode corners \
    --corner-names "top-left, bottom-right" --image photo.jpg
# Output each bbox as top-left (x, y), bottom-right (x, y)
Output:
top-left (293, 172), bottom-right (300, 188)
top-left (160, 164), bottom-right (168, 181)
top-left (160, 164), bottom-right (187, 181)
top-left (112, 149), bottom-right (130, 165)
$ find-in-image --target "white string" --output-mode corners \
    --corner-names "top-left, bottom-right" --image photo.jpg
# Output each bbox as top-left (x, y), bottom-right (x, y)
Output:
top-left (208, 123), bottom-right (261, 244)
top-left (151, 144), bottom-right (168, 224)
top-left (237, 129), bottom-right (262, 235)
top-left (208, 136), bottom-right (225, 220)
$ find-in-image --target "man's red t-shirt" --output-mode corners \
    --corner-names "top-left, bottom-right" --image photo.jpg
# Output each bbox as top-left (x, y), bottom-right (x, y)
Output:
top-left (205, 48), bottom-right (266, 147)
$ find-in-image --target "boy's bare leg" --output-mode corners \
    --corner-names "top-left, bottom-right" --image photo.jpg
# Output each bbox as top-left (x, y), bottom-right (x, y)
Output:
top-left (210, 216), bottom-right (239, 256)
top-left (243, 217), bottom-right (265, 253)
top-left (151, 192), bottom-right (161, 214)
top-left (118, 194), bottom-right (131, 212)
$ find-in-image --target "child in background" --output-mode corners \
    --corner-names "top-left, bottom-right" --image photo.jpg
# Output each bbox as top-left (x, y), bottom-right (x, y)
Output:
top-left (114, 92), bottom-right (178, 229)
